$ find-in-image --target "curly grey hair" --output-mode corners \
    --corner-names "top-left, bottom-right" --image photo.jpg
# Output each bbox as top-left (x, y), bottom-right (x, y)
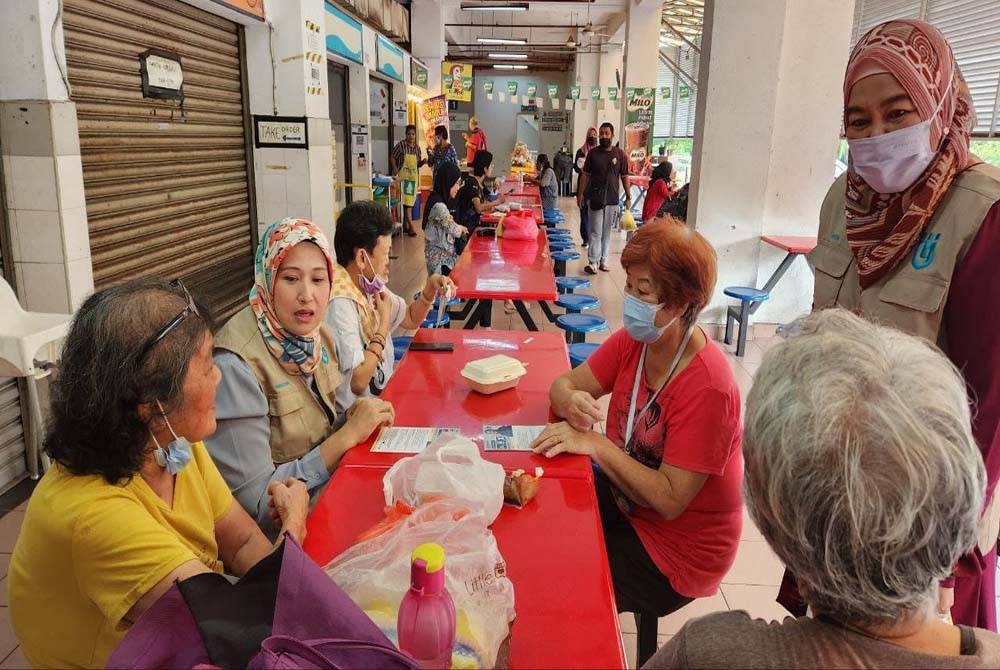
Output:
top-left (743, 308), bottom-right (984, 624)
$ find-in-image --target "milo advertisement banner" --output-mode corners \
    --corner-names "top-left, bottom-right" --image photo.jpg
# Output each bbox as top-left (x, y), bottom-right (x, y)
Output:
top-left (625, 87), bottom-right (655, 176)
top-left (442, 61), bottom-right (473, 102)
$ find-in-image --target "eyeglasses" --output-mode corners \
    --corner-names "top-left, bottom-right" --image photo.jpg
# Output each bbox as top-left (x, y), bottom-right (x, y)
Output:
top-left (136, 279), bottom-right (201, 362)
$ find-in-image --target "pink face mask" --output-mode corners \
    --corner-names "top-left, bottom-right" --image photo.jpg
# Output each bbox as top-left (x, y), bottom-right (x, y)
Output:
top-left (847, 80), bottom-right (950, 194)
top-left (358, 250), bottom-right (386, 296)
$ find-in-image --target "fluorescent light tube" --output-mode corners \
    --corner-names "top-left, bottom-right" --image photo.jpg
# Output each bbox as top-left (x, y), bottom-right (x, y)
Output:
top-left (493, 64), bottom-right (529, 70)
top-left (488, 53), bottom-right (528, 59)
top-left (461, 3), bottom-right (529, 11)
top-left (478, 37), bottom-right (528, 45)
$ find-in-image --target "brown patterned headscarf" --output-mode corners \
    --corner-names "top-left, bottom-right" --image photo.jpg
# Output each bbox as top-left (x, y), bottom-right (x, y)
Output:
top-left (844, 20), bottom-right (977, 289)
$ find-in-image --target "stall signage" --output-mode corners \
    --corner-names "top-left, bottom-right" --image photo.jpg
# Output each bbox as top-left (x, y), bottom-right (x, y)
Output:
top-left (254, 115), bottom-right (309, 149)
top-left (140, 50), bottom-right (184, 100)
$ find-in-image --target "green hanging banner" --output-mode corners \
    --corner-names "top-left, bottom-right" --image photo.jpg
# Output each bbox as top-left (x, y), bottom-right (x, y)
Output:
top-left (591, 85), bottom-right (601, 100)
top-left (569, 86), bottom-right (581, 100)
top-left (660, 86), bottom-right (671, 100)
top-left (507, 81), bottom-right (518, 96)
top-left (607, 86), bottom-right (618, 101)
top-left (679, 85), bottom-right (690, 99)
top-left (548, 83), bottom-right (559, 98)
top-left (484, 80), bottom-right (494, 94)
top-left (526, 82), bottom-right (537, 97)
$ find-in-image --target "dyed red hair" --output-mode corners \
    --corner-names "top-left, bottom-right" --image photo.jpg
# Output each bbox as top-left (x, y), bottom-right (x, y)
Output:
top-left (620, 217), bottom-right (717, 321)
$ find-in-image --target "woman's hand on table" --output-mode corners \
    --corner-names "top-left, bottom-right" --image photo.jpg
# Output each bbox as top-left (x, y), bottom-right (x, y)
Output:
top-left (531, 421), bottom-right (604, 459)
top-left (563, 389), bottom-right (603, 431)
top-left (425, 274), bottom-right (457, 300)
top-left (344, 397), bottom-right (395, 444)
top-left (268, 478), bottom-right (310, 542)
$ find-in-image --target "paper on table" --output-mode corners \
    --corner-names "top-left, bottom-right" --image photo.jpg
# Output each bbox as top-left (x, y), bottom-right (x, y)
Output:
top-left (483, 425), bottom-right (546, 451)
top-left (372, 427), bottom-right (461, 453)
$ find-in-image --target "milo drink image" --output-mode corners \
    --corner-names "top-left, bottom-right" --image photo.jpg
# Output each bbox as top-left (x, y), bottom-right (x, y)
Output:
top-left (625, 122), bottom-right (651, 176)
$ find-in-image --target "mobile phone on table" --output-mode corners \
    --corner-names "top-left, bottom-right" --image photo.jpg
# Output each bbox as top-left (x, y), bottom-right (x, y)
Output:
top-left (408, 342), bottom-right (455, 352)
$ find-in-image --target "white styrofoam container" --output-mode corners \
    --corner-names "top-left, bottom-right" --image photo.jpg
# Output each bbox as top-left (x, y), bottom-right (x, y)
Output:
top-left (461, 355), bottom-right (527, 394)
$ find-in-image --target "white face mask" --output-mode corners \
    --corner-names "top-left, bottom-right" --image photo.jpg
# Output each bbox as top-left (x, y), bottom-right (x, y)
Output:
top-left (846, 81), bottom-right (950, 195)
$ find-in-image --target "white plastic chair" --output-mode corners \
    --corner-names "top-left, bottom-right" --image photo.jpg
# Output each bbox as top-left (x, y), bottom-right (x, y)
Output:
top-left (0, 278), bottom-right (72, 479)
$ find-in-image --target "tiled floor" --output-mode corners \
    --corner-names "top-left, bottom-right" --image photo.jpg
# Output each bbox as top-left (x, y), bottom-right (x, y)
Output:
top-left (0, 198), bottom-right (988, 668)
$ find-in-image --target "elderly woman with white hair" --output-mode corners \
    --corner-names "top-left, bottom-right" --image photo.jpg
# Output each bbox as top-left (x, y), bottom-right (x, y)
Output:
top-left (645, 309), bottom-right (1000, 669)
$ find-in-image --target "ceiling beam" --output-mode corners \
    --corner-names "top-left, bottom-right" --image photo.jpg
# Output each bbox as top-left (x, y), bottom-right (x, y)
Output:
top-left (445, 22), bottom-right (604, 28)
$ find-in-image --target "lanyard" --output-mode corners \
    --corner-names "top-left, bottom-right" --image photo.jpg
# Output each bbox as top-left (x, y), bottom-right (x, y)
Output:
top-left (624, 325), bottom-right (695, 451)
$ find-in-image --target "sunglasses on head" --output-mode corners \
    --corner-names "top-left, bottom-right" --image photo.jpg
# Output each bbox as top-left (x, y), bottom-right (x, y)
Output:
top-left (136, 279), bottom-right (201, 362)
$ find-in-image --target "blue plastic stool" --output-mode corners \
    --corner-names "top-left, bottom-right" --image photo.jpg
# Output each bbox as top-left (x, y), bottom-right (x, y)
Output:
top-left (421, 312), bottom-right (452, 329)
top-left (556, 276), bottom-right (591, 294)
top-left (551, 250), bottom-right (581, 277)
top-left (568, 342), bottom-right (600, 368)
top-left (549, 242), bottom-right (574, 253)
top-left (723, 286), bottom-right (770, 357)
top-left (556, 313), bottom-right (608, 344)
top-left (547, 232), bottom-right (572, 241)
top-left (392, 335), bottom-right (412, 363)
top-left (556, 293), bottom-right (599, 313)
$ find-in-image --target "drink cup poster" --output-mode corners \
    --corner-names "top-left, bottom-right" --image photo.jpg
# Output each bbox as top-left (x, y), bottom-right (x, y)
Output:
top-left (421, 95), bottom-right (448, 150)
top-left (442, 62), bottom-right (473, 102)
top-left (625, 87), bottom-right (655, 176)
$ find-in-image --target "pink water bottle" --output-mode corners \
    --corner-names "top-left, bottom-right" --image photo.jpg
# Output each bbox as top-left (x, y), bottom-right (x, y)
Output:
top-left (397, 543), bottom-right (456, 669)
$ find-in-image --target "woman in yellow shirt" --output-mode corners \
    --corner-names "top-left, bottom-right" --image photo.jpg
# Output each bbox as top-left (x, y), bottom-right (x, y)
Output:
top-left (8, 278), bottom-right (310, 669)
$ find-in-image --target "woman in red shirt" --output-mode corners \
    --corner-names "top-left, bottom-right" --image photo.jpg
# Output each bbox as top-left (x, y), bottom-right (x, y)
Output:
top-left (642, 161), bottom-right (675, 222)
top-left (533, 218), bottom-right (744, 661)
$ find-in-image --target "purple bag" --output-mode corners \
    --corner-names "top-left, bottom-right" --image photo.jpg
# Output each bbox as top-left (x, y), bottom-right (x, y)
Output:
top-left (107, 535), bottom-right (417, 670)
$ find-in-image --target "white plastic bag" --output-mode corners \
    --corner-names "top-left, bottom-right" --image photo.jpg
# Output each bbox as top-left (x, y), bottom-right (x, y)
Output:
top-left (325, 499), bottom-right (516, 669)
top-left (384, 435), bottom-right (506, 524)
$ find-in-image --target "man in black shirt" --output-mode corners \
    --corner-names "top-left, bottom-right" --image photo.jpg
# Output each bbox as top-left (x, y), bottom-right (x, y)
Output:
top-left (577, 122), bottom-right (631, 274)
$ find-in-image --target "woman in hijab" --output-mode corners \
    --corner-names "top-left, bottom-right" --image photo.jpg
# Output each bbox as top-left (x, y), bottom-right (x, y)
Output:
top-left (206, 218), bottom-right (395, 535)
top-left (797, 19), bottom-right (1000, 631)
top-left (423, 161), bottom-right (468, 275)
top-left (574, 127), bottom-right (599, 246)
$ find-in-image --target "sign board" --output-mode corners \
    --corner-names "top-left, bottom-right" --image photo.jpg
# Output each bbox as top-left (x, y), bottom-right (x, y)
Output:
top-left (211, 0), bottom-right (264, 20)
top-left (393, 100), bottom-right (408, 127)
top-left (624, 87), bottom-right (656, 176)
top-left (420, 94), bottom-right (448, 150)
top-left (325, 3), bottom-right (363, 64)
top-left (411, 60), bottom-right (429, 89)
top-left (376, 35), bottom-right (404, 81)
top-left (351, 123), bottom-right (368, 155)
top-left (140, 49), bottom-right (183, 100)
top-left (254, 115), bottom-right (309, 149)
top-left (442, 62), bottom-right (473, 102)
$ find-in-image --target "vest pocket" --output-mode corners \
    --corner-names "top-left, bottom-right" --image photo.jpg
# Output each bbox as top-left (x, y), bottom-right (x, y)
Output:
top-left (809, 241), bottom-right (854, 309)
top-left (268, 392), bottom-right (305, 416)
top-left (879, 274), bottom-right (949, 313)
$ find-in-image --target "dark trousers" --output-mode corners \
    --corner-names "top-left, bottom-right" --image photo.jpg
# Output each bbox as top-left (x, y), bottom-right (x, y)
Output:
top-left (579, 203), bottom-right (590, 243)
top-left (594, 470), bottom-right (693, 616)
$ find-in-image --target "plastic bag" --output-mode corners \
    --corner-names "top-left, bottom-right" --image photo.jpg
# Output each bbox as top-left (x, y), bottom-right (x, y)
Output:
top-left (497, 210), bottom-right (536, 241)
top-left (325, 498), bottom-right (516, 669)
top-left (384, 435), bottom-right (506, 524)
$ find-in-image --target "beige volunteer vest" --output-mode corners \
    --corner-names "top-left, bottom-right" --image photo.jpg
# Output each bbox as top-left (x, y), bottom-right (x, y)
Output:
top-left (810, 162), bottom-right (1000, 552)
top-left (215, 306), bottom-right (341, 464)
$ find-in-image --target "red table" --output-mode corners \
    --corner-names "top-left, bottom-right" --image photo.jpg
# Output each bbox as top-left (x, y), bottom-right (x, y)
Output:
top-left (340, 328), bottom-right (592, 479)
top-left (304, 466), bottom-right (626, 669)
top-left (760, 235), bottom-right (818, 293)
top-left (449, 228), bottom-right (559, 330)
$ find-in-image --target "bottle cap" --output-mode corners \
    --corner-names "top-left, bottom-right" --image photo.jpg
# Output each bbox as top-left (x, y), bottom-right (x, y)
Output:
top-left (410, 543), bottom-right (447, 595)
top-left (411, 543), bottom-right (445, 573)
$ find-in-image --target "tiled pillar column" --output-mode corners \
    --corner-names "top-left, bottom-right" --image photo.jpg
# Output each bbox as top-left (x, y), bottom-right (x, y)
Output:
top-left (0, 0), bottom-right (93, 313)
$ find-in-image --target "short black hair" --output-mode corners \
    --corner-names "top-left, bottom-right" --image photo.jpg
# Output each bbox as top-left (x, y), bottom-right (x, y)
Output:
top-left (536, 153), bottom-right (550, 172)
top-left (334, 200), bottom-right (395, 266)
top-left (599, 122), bottom-right (614, 134)
top-left (405, 124), bottom-right (416, 133)
top-left (434, 125), bottom-right (448, 141)
top-left (45, 279), bottom-right (214, 484)
top-left (472, 150), bottom-right (494, 177)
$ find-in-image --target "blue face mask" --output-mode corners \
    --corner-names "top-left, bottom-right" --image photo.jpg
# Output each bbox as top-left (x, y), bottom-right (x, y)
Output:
top-left (151, 401), bottom-right (193, 475)
top-left (623, 293), bottom-right (677, 343)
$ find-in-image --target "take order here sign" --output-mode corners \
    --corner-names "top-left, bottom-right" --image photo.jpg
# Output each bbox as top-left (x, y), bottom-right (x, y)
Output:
top-left (253, 115), bottom-right (310, 149)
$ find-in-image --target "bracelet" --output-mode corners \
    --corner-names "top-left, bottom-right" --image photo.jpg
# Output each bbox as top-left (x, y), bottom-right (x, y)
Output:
top-left (370, 333), bottom-right (387, 345)
top-left (419, 291), bottom-right (435, 304)
top-left (366, 343), bottom-right (384, 356)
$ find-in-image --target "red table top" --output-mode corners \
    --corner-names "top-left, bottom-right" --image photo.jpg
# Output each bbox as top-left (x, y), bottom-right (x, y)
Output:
top-left (304, 466), bottom-right (626, 669)
top-left (449, 229), bottom-right (558, 301)
top-left (761, 235), bottom-right (817, 254)
top-left (481, 206), bottom-right (543, 226)
top-left (627, 175), bottom-right (651, 188)
top-left (340, 328), bottom-right (592, 479)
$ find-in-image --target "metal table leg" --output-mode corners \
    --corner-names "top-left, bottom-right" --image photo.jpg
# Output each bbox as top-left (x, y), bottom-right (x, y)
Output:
top-left (513, 301), bottom-right (539, 331)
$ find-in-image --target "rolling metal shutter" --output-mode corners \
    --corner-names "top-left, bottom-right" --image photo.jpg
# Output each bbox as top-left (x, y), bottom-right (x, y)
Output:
top-left (852, 0), bottom-right (1000, 136)
top-left (63, 0), bottom-right (255, 321)
top-left (0, 237), bottom-right (28, 490)
top-left (654, 43), bottom-right (699, 139)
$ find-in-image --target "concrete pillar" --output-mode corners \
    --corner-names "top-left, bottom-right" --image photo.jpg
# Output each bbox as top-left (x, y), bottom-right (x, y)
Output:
top-left (689, 0), bottom-right (855, 327)
top-left (411, 0), bottom-right (446, 93)
top-left (0, 0), bottom-right (92, 313)
top-left (621, 0), bottom-right (660, 138)
top-left (572, 49), bottom-right (601, 190)
top-left (245, 0), bottom-right (335, 241)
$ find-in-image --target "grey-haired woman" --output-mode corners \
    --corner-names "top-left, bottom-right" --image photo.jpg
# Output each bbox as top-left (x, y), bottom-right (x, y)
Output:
top-left (646, 309), bottom-right (1000, 669)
